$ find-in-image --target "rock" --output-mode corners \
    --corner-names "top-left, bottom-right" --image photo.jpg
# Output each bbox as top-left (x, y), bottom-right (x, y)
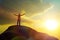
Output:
top-left (0, 25), bottom-right (58, 40)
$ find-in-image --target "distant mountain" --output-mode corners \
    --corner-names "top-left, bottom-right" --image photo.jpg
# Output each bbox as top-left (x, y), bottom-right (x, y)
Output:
top-left (0, 25), bottom-right (58, 40)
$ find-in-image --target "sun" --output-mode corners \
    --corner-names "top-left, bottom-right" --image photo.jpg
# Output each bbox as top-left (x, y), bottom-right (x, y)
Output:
top-left (44, 19), bottom-right (58, 30)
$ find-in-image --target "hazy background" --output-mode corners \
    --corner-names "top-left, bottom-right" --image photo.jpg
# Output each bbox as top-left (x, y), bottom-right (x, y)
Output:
top-left (0, 0), bottom-right (60, 40)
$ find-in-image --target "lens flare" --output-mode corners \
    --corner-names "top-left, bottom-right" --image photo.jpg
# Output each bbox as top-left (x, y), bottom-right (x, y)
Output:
top-left (44, 19), bottom-right (58, 30)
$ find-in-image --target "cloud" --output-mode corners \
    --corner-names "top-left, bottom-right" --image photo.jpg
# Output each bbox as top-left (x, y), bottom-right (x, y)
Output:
top-left (0, 5), bottom-right (16, 25)
top-left (0, 0), bottom-right (52, 24)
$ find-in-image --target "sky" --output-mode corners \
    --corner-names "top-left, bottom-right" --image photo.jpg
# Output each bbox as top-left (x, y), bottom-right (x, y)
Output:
top-left (0, 0), bottom-right (60, 40)
top-left (0, 0), bottom-right (52, 24)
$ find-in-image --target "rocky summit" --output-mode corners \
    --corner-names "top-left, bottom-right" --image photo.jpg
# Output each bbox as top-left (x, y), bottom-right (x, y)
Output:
top-left (0, 25), bottom-right (58, 40)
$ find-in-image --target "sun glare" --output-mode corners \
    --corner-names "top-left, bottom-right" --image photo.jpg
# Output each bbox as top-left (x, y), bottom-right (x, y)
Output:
top-left (44, 19), bottom-right (58, 30)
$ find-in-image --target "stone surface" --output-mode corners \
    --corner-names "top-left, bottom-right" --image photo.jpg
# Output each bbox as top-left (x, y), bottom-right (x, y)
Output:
top-left (0, 25), bottom-right (58, 40)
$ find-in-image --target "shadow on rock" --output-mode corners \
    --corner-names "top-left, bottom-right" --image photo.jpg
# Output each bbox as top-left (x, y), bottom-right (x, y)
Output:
top-left (0, 25), bottom-right (59, 40)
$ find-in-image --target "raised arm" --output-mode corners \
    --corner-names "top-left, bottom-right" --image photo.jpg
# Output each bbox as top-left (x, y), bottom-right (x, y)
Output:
top-left (13, 13), bottom-right (25, 16)
top-left (14, 14), bottom-right (18, 16)
top-left (20, 13), bottom-right (25, 16)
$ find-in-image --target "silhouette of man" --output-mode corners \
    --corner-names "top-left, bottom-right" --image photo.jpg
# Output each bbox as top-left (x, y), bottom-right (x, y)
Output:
top-left (14, 13), bottom-right (25, 26)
